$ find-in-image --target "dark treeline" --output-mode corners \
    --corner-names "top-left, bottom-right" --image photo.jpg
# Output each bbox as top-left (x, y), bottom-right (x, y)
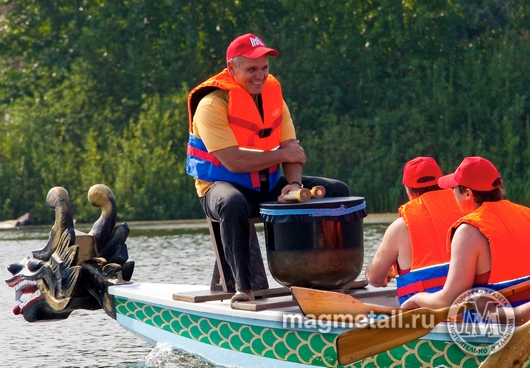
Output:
top-left (1, 0), bottom-right (529, 223)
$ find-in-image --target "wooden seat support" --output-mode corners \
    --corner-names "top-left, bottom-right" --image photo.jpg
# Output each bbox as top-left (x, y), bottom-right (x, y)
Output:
top-left (207, 217), bottom-right (269, 292)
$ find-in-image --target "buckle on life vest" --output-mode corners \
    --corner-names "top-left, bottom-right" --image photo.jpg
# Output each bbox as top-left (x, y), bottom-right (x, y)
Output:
top-left (258, 128), bottom-right (272, 138)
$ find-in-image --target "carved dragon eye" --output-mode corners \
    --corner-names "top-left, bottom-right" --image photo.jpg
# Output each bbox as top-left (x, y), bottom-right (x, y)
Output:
top-left (7, 263), bottom-right (23, 276)
top-left (27, 259), bottom-right (44, 272)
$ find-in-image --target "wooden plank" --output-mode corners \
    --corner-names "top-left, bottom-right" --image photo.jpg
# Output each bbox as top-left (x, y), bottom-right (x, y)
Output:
top-left (254, 287), bottom-right (291, 298)
top-left (173, 286), bottom-right (291, 303)
top-left (232, 280), bottom-right (371, 312)
top-left (173, 290), bottom-right (233, 303)
top-left (231, 295), bottom-right (297, 311)
top-left (172, 280), bottom-right (372, 304)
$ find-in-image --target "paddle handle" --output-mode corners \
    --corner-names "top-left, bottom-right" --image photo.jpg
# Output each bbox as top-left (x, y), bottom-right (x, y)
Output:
top-left (416, 279), bottom-right (530, 325)
top-left (499, 278), bottom-right (530, 299)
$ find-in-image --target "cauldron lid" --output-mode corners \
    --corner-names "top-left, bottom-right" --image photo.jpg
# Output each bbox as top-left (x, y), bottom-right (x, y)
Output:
top-left (260, 196), bottom-right (367, 223)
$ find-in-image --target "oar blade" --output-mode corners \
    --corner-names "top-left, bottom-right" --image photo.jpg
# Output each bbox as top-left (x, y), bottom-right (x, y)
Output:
top-left (291, 286), bottom-right (360, 317)
top-left (479, 320), bottom-right (530, 368)
top-left (291, 286), bottom-right (401, 320)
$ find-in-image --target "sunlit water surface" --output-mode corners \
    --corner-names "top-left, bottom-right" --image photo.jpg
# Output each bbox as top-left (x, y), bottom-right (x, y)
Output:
top-left (0, 220), bottom-right (389, 368)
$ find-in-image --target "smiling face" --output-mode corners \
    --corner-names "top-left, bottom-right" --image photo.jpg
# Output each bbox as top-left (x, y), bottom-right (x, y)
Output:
top-left (228, 55), bottom-right (269, 96)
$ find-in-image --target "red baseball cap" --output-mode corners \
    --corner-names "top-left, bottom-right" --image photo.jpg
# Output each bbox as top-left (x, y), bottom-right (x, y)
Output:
top-left (226, 33), bottom-right (279, 62)
top-left (438, 156), bottom-right (502, 191)
top-left (402, 157), bottom-right (443, 188)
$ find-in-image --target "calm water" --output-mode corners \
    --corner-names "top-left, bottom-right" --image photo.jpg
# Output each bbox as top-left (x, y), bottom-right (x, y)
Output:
top-left (0, 219), bottom-right (389, 368)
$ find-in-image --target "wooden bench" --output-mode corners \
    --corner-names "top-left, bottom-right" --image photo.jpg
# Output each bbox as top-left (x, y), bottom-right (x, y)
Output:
top-left (206, 217), bottom-right (269, 292)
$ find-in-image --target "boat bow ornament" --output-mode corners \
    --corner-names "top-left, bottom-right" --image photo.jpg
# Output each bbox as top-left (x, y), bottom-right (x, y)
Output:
top-left (5, 184), bottom-right (134, 322)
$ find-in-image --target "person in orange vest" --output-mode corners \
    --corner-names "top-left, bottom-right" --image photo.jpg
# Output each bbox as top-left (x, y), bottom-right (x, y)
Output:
top-left (401, 157), bottom-right (530, 310)
top-left (186, 33), bottom-right (349, 306)
top-left (366, 156), bottom-right (464, 304)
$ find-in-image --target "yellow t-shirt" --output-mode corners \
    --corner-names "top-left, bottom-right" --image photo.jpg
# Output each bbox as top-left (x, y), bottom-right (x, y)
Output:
top-left (192, 89), bottom-right (296, 196)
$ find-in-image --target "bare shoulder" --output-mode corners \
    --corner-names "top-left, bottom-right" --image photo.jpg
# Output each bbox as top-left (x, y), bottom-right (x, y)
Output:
top-left (384, 216), bottom-right (408, 236)
top-left (453, 222), bottom-right (487, 240)
top-left (378, 217), bottom-right (410, 254)
top-left (451, 222), bottom-right (489, 253)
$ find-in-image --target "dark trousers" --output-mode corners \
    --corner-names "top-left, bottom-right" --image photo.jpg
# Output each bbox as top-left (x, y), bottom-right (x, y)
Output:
top-left (199, 176), bottom-right (350, 291)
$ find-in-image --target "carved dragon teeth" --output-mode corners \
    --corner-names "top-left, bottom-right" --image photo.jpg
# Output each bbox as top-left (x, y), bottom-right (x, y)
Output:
top-left (11, 278), bottom-right (42, 314)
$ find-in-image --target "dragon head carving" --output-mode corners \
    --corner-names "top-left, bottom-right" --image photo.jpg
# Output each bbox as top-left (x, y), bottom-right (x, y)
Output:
top-left (5, 184), bottom-right (134, 322)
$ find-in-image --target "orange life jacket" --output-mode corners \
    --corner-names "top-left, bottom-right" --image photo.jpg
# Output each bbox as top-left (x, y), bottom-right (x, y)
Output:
top-left (395, 189), bottom-right (464, 302)
top-left (186, 69), bottom-right (283, 190)
top-left (454, 201), bottom-right (530, 320)
top-left (449, 200), bottom-right (530, 282)
top-left (397, 200), bottom-right (530, 305)
top-left (399, 189), bottom-right (464, 270)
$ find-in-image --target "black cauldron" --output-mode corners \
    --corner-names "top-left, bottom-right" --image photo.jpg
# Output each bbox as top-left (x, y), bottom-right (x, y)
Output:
top-left (259, 196), bottom-right (367, 289)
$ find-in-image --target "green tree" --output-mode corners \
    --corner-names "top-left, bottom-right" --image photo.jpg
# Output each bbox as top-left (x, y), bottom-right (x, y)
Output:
top-left (1, 0), bottom-right (529, 221)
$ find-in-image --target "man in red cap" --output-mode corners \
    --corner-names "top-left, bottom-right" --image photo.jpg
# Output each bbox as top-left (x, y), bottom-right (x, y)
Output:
top-left (401, 156), bottom-right (530, 311)
top-left (366, 157), bottom-right (464, 303)
top-left (186, 33), bottom-right (349, 306)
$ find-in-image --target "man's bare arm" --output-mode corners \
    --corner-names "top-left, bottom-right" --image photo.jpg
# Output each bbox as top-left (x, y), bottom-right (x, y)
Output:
top-left (366, 217), bottom-right (410, 287)
top-left (212, 139), bottom-right (306, 173)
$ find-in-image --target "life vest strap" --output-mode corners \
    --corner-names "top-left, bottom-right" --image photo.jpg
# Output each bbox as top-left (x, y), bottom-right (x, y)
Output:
top-left (396, 276), bottom-right (447, 298)
top-left (229, 115), bottom-right (283, 146)
top-left (187, 144), bottom-right (222, 167)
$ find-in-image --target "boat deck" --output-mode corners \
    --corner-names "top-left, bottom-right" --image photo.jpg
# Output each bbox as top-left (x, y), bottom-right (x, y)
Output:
top-left (110, 280), bottom-right (400, 326)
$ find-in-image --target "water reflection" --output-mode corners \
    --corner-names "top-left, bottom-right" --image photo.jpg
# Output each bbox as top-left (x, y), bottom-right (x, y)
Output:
top-left (0, 220), bottom-right (388, 367)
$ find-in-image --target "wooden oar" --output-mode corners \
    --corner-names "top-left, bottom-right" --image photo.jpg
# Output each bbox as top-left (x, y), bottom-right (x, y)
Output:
top-left (479, 319), bottom-right (530, 368)
top-left (337, 301), bottom-right (473, 365)
top-left (291, 286), bottom-right (404, 321)
top-left (336, 278), bottom-right (530, 366)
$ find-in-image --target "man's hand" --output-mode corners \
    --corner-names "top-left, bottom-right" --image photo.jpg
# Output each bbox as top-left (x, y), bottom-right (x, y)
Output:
top-left (277, 183), bottom-right (304, 203)
top-left (280, 140), bottom-right (306, 166)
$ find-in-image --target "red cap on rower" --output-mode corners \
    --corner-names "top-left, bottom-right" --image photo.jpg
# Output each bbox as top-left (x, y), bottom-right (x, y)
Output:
top-left (226, 33), bottom-right (279, 62)
top-left (402, 157), bottom-right (443, 188)
top-left (438, 156), bottom-right (502, 191)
